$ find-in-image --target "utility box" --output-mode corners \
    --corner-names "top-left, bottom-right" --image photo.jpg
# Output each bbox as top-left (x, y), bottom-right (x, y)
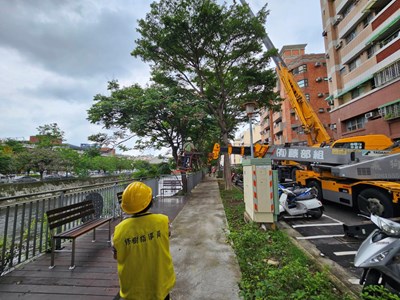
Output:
top-left (242, 158), bottom-right (275, 223)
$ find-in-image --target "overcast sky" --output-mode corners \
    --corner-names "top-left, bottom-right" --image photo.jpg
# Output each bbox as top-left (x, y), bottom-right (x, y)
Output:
top-left (0, 0), bottom-right (324, 156)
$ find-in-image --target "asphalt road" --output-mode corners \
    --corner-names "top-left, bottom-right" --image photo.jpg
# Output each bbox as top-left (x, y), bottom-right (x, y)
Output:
top-left (281, 201), bottom-right (372, 285)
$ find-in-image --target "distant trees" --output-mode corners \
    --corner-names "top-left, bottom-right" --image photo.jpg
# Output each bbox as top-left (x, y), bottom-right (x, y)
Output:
top-left (88, 82), bottom-right (215, 164)
top-left (0, 123), bottom-right (170, 180)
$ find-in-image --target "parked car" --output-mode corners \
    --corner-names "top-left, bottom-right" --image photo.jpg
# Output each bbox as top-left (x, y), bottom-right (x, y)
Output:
top-left (1, 174), bottom-right (9, 184)
top-left (43, 174), bottom-right (62, 181)
top-left (13, 176), bottom-right (39, 183)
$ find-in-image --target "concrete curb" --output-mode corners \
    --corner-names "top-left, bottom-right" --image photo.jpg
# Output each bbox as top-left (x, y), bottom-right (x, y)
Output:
top-left (277, 221), bottom-right (362, 300)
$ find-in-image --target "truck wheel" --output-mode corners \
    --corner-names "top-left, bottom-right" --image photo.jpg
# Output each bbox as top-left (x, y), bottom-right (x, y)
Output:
top-left (357, 188), bottom-right (393, 218)
top-left (307, 181), bottom-right (323, 201)
top-left (290, 168), bottom-right (297, 181)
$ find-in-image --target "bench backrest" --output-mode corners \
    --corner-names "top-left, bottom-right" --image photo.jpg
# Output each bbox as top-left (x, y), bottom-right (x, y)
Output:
top-left (163, 180), bottom-right (182, 187)
top-left (46, 200), bottom-right (95, 230)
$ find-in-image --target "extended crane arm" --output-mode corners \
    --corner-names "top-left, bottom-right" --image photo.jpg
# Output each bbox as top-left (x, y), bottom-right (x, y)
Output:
top-left (239, 0), bottom-right (331, 146)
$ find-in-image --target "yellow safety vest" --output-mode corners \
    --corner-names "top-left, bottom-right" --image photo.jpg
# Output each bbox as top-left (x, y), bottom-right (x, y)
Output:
top-left (113, 213), bottom-right (175, 300)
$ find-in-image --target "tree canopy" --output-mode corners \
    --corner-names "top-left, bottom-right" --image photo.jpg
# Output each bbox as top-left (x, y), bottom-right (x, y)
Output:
top-left (132, 0), bottom-right (281, 188)
top-left (88, 81), bottom-right (216, 162)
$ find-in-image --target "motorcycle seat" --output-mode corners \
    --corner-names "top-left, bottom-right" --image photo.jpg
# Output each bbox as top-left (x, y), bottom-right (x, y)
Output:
top-left (291, 188), bottom-right (316, 200)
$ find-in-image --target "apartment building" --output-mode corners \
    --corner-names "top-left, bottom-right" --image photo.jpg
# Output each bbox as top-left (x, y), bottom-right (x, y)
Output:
top-left (230, 124), bottom-right (262, 165)
top-left (321, 0), bottom-right (400, 140)
top-left (260, 45), bottom-right (332, 146)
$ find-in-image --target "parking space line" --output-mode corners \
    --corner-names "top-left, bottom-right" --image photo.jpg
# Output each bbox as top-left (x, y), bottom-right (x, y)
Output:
top-left (323, 214), bottom-right (344, 224)
top-left (333, 251), bottom-right (357, 256)
top-left (348, 278), bottom-right (360, 285)
top-left (292, 223), bottom-right (342, 228)
top-left (296, 234), bottom-right (344, 240)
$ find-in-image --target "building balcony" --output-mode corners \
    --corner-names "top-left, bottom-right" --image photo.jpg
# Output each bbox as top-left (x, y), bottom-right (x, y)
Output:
top-left (274, 122), bottom-right (284, 133)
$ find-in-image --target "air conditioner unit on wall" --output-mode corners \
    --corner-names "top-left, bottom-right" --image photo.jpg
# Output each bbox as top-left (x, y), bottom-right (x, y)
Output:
top-left (365, 112), bottom-right (378, 119)
top-left (333, 15), bottom-right (343, 26)
top-left (335, 40), bottom-right (343, 50)
top-left (315, 62), bottom-right (321, 67)
top-left (316, 77), bottom-right (322, 82)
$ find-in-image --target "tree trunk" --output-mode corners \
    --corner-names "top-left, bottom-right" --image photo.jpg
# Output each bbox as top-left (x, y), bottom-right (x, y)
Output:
top-left (172, 145), bottom-right (179, 164)
top-left (222, 132), bottom-right (232, 190)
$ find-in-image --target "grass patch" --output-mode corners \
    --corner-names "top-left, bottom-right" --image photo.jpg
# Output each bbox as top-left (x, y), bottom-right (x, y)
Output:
top-left (219, 181), bottom-right (355, 300)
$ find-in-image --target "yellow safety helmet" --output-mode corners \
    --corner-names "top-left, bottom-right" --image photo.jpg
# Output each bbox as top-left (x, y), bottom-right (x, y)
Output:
top-left (121, 182), bottom-right (153, 214)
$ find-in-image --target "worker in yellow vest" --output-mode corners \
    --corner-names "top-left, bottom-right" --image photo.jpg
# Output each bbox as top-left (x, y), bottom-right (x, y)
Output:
top-left (112, 182), bottom-right (176, 300)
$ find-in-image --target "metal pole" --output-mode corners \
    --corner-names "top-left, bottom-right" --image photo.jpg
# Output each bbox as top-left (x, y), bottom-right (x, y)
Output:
top-left (249, 114), bottom-right (254, 158)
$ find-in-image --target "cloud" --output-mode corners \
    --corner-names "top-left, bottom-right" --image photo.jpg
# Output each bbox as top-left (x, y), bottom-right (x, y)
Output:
top-left (0, 0), bottom-right (150, 78)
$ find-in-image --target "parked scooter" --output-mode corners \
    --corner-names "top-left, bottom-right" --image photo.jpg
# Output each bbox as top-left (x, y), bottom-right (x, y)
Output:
top-left (278, 184), bottom-right (324, 219)
top-left (354, 214), bottom-right (400, 293)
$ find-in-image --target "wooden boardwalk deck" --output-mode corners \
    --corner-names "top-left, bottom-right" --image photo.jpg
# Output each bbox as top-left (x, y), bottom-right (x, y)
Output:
top-left (0, 196), bottom-right (188, 299)
top-left (0, 220), bottom-right (119, 300)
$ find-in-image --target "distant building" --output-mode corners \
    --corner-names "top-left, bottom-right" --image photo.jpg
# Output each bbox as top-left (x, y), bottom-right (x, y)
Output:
top-left (320, 0), bottom-right (400, 140)
top-left (260, 44), bottom-right (332, 145)
top-left (29, 136), bottom-right (62, 145)
top-left (228, 124), bottom-right (262, 165)
top-left (99, 147), bottom-right (116, 156)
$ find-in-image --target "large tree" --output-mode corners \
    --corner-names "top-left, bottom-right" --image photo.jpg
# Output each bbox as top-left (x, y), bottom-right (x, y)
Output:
top-left (132, 0), bottom-right (280, 188)
top-left (35, 123), bottom-right (65, 148)
top-left (88, 81), bottom-right (214, 163)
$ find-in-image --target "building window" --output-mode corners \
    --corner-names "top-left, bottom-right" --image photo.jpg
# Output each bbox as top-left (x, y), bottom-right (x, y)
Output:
top-left (348, 60), bottom-right (356, 72)
top-left (342, 0), bottom-right (355, 18)
top-left (351, 87), bottom-right (360, 99)
top-left (345, 28), bottom-right (357, 44)
top-left (305, 93), bottom-right (310, 101)
top-left (374, 59), bottom-right (400, 87)
top-left (348, 57), bottom-right (361, 72)
top-left (292, 64), bottom-right (308, 75)
top-left (346, 116), bottom-right (365, 132)
top-left (380, 29), bottom-right (399, 48)
top-left (297, 79), bottom-right (308, 88)
top-left (363, 13), bottom-right (373, 28)
top-left (379, 100), bottom-right (400, 121)
top-left (367, 46), bottom-right (375, 59)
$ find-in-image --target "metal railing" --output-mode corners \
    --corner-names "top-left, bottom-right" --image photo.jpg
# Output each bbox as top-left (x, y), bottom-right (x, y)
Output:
top-left (0, 171), bottom-right (204, 275)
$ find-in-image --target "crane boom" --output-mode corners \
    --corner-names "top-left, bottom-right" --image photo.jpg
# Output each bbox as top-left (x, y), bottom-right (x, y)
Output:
top-left (239, 0), bottom-right (331, 146)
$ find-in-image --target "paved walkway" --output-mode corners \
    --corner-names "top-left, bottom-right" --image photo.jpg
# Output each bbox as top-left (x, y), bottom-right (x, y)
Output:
top-left (170, 176), bottom-right (242, 300)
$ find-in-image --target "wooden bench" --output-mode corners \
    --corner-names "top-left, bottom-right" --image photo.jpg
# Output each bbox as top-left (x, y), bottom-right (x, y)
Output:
top-left (46, 200), bottom-right (112, 270)
top-left (160, 179), bottom-right (182, 198)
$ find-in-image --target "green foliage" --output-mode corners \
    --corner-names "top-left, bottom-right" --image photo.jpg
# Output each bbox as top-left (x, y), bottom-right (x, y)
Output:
top-left (88, 83), bottom-right (210, 163)
top-left (35, 123), bottom-right (65, 148)
top-left (131, 160), bottom-right (169, 179)
top-left (133, 0), bottom-right (281, 137)
top-left (219, 181), bottom-right (353, 300)
top-left (0, 139), bottom-right (27, 174)
top-left (362, 285), bottom-right (400, 300)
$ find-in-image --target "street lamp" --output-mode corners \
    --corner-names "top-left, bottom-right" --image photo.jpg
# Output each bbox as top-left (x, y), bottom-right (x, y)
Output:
top-left (244, 101), bottom-right (257, 158)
